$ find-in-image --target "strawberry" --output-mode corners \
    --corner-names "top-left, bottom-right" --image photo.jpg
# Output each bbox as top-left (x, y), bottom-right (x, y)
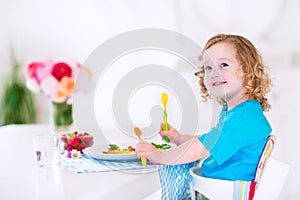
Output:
top-left (81, 136), bottom-right (93, 147)
top-left (61, 134), bottom-right (68, 143)
top-left (64, 144), bottom-right (73, 151)
top-left (70, 137), bottom-right (81, 148)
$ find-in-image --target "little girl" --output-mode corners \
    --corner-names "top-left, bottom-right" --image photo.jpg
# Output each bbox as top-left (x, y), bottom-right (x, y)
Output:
top-left (136, 34), bottom-right (272, 198)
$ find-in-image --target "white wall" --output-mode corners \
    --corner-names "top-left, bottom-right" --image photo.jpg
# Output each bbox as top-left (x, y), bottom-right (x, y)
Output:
top-left (1, 0), bottom-right (300, 199)
top-left (267, 68), bottom-right (300, 199)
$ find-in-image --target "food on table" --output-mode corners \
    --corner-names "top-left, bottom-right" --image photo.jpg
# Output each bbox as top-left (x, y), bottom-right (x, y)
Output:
top-left (61, 131), bottom-right (93, 152)
top-left (102, 144), bottom-right (136, 154)
top-left (102, 142), bottom-right (171, 154)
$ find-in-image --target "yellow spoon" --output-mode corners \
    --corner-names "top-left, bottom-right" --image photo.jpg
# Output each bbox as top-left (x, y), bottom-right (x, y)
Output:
top-left (134, 127), bottom-right (147, 166)
top-left (161, 93), bottom-right (170, 143)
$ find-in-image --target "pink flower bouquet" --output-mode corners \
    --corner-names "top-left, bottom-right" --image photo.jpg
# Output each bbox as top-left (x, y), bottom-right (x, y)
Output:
top-left (25, 59), bottom-right (91, 103)
top-left (25, 59), bottom-right (91, 129)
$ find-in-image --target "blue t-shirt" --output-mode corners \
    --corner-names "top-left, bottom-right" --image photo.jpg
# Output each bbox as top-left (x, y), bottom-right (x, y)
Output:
top-left (198, 100), bottom-right (272, 181)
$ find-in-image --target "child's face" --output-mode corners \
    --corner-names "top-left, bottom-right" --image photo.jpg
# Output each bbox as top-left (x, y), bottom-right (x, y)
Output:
top-left (203, 42), bottom-right (247, 103)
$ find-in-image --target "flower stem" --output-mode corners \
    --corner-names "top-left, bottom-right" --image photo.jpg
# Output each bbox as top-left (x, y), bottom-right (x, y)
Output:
top-left (52, 102), bottom-right (73, 127)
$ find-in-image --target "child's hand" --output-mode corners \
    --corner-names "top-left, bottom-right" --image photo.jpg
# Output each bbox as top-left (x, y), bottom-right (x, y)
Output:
top-left (159, 124), bottom-right (180, 144)
top-left (136, 141), bottom-right (157, 155)
top-left (135, 141), bottom-right (158, 159)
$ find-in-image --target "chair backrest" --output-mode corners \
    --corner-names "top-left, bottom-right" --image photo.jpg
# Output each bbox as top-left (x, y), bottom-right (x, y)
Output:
top-left (253, 157), bottom-right (290, 200)
top-left (254, 135), bottom-right (277, 183)
top-left (232, 134), bottom-right (277, 200)
top-left (189, 134), bottom-right (289, 200)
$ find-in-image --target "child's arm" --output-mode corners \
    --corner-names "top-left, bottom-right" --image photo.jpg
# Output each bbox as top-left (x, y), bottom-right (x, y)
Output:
top-left (159, 124), bottom-right (195, 145)
top-left (136, 137), bottom-right (210, 165)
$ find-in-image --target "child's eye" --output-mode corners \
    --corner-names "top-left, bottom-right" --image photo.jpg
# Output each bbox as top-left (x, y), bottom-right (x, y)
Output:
top-left (220, 63), bottom-right (228, 68)
top-left (204, 66), bottom-right (212, 71)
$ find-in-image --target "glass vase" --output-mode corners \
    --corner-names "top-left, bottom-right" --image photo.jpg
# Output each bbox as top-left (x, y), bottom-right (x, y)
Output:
top-left (50, 101), bottom-right (73, 133)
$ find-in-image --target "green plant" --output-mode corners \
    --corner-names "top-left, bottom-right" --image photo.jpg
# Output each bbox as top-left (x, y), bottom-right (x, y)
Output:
top-left (0, 50), bottom-right (37, 125)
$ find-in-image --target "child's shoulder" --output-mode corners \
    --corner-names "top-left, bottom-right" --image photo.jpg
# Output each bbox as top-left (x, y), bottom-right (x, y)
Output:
top-left (236, 100), bottom-right (267, 123)
top-left (226, 100), bottom-right (262, 119)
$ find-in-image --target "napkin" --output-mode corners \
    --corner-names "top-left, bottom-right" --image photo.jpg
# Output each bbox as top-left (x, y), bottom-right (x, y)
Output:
top-left (60, 153), bottom-right (160, 174)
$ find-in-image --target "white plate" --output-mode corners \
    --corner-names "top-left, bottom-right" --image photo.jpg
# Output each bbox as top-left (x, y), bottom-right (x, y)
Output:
top-left (83, 143), bottom-right (138, 161)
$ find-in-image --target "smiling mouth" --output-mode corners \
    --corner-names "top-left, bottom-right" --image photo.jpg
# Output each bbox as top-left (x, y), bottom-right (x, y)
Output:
top-left (213, 81), bottom-right (227, 86)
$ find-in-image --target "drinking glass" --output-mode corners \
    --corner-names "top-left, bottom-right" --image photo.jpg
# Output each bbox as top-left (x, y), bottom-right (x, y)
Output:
top-left (33, 134), bottom-right (60, 167)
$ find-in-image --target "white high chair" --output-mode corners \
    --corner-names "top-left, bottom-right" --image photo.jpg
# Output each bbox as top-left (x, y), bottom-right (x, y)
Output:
top-left (189, 135), bottom-right (290, 200)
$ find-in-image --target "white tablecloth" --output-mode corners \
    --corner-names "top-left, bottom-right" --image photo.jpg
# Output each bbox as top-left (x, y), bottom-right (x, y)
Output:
top-left (0, 124), bottom-right (160, 200)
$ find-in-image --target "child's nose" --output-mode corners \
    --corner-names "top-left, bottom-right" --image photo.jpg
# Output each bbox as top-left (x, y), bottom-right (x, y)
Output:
top-left (210, 67), bottom-right (220, 78)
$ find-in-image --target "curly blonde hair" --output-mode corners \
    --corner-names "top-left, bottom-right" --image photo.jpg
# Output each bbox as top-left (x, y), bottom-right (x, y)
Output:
top-left (195, 34), bottom-right (272, 111)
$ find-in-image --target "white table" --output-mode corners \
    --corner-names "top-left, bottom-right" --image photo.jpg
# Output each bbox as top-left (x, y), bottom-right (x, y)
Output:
top-left (0, 124), bottom-right (160, 200)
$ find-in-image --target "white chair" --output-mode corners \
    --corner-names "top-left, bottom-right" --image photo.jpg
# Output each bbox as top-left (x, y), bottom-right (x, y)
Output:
top-left (189, 135), bottom-right (290, 200)
top-left (252, 157), bottom-right (289, 199)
